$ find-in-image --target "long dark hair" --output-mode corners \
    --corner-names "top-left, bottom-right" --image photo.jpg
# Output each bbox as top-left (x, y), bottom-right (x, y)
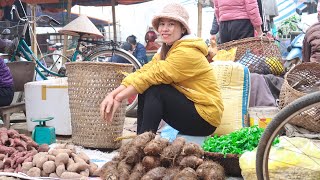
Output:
top-left (159, 22), bottom-right (188, 60)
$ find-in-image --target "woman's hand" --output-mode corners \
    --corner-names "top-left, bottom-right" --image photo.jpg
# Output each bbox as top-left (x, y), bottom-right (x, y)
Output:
top-left (100, 94), bottom-right (122, 124)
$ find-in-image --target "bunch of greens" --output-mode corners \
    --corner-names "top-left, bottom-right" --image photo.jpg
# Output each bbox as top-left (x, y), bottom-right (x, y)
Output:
top-left (202, 126), bottom-right (279, 155)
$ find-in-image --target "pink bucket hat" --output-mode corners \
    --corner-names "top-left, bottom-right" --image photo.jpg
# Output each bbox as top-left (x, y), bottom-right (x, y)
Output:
top-left (152, 3), bottom-right (191, 34)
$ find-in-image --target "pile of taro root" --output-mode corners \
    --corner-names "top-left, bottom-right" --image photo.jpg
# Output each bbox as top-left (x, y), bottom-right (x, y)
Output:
top-left (0, 127), bottom-right (49, 173)
top-left (100, 132), bottom-right (225, 180)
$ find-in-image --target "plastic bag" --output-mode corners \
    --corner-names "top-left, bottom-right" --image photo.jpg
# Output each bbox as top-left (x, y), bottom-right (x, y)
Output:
top-left (240, 137), bottom-right (320, 180)
top-left (213, 47), bottom-right (237, 61)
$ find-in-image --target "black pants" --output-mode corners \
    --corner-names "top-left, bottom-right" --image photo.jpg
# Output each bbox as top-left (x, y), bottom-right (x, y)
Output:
top-left (219, 19), bottom-right (254, 44)
top-left (137, 84), bottom-right (216, 136)
top-left (0, 87), bottom-right (14, 106)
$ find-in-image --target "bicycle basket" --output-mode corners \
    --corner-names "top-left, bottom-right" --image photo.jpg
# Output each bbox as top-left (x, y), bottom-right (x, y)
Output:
top-left (0, 21), bottom-right (25, 40)
top-left (279, 62), bottom-right (320, 132)
top-left (218, 37), bottom-right (285, 76)
top-left (66, 61), bottom-right (134, 149)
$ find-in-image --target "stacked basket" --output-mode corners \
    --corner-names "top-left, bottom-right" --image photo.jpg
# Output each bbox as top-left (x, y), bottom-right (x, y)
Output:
top-left (66, 62), bottom-right (134, 149)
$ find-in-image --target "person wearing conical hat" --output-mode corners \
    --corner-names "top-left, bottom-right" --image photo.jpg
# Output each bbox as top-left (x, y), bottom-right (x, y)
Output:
top-left (100, 3), bottom-right (223, 136)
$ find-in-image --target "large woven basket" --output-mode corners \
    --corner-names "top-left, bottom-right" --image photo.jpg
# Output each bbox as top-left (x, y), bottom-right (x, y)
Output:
top-left (218, 37), bottom-right (284, 76)
top-left (279, 62), bottom-right (320, 132)
top-left (66, 62), bottom-right (134, 149)
top-left (204, 152), bottom-right (241, 177)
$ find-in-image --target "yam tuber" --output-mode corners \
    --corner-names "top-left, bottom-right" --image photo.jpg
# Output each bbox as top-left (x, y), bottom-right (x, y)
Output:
top-left (89, 162), bottom-right (99, 176)
top-left (128, 162), bottom-right (146, 180)
top-left (162, 167), bottom-right (181, 180)
top-left (55, 153), bottom-right (69, 166)
top-left (60, 172), bottom-right (85, 179)
top-left (160, 137), bottom-right (186, 167)
top-left (141, 156), bottom-right (161, 171)
top-left (67, 162), bottom-right (89, 173)
top-left (181, 143), bottom-right (204, 158)
top-left (77, 152), bottom-right (90, 164)
top-left (196, 160), bottom-right (225, 180)
top-left (100, 161), bottom-right (119, 180)
top-left (49, 149), bottom-right (72, 156)
top-left (141, 167), bottom-right (166, 180)
top-left (131, 131), bottom-right (155, 149)
top-left (125, 147), bottom-right (144, 165)
top-left (173, 167), bottom-right (198, 180)
top-left (179, 155), bottom-right (203, 169)
top-left (56, 164), bottom-right (66, 177)
top-left (144, 138), bottom-right (169, 156)
top-left (117, 159), bottom-right (132, 180)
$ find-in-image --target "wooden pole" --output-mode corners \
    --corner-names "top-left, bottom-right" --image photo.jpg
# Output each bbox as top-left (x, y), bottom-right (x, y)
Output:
top-left (31, 4), bottom-right (37, 59)
top-left (197, 1), bottom-right (202, 37)
top-left (62, 0), bottom-right (72, 63)
top-left (111, 0), bottom-right (117, 41)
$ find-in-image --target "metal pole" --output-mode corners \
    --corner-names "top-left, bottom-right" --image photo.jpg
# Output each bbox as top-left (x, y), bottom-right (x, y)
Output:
top-left (31, 4), bottom-right (37, 59)
top-left (62, 0), bottom-right (72, 64)
top-left (197, 1), bottom-right (202, 37)
top-left (111, 0), bottom-right (117, 41)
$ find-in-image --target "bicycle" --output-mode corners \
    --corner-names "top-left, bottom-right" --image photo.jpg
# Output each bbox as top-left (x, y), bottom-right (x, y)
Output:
top-left (255, 91), bottom-right (320, 180)
top-left (6, 4), bottom-right (141, 113)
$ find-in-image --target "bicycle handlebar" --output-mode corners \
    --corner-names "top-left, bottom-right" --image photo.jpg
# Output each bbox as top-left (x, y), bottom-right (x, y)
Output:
top-left (10, 5), bottom-right (61, 26)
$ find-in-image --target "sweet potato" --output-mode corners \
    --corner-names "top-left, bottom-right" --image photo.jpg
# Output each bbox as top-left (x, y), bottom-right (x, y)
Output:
top-left (7, 129), bottom-right (19, 138)
top-left (3, 168), bottom-right (15, 172)
top-left (0, 161), bottom-right (4, 169)
top-left (196, 160), bottom-right (225, 180)
top-left (179, 155), bottom-right (203, 169)
top-left (0, 132), bottom-right (9, 145)
top-left (89, 162), bottom-right (98, 176)
top-left (13, 138), bottom-right (27, 150)
top-left (141, 156), bottom-right (161, 171)
top-left (181, 143), bottom-right (204, 158)
top-left (128, 162), bottom-right (146, 180)
top-left (49, 149), bottom-right (72, 156)
top-left (141, 167), bottom-right (166, 180)
top-left (160, 137), bottom-right (186, 167)
top-left (55, 153), bottom-right (69, 166)
top-left (37, 144), bottom-right (49, 152)
top-left (80, 169), bottom-right (90, 177)
top-left (77, 152), bottom-right (90, 164)
top-left (49, 173), bottom-right (59, 178)
top-left (144, 138), bottom-right (169, 156)
top-left (0, 145), bottom-right (16, 155)
top-left (0, 154), bottom-right (5, 160)
top-left (67, 162), bottom-right (89, 172)
top-left (60, 172), bottom-right (85, 179)
top-left (71, 153), bottom-right (87, 164)
top-left (27, 167), bottom-right (41, 177)
top-left (43, 161), bottom-right (56, 174)
top-left (56, 164), bottom-right (66, 177)
top-left (173, 167), bottom-right (198, 180)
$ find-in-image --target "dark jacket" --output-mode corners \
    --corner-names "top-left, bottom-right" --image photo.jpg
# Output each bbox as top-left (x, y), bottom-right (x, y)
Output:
top-left (133, 43), bottom-right (147, 65)
top-left (302, 22), bottom-right (320, 63)
top-left (0, 58), bottom-right (13, 88)
top-left (210, 15), bottom-right (219, 35)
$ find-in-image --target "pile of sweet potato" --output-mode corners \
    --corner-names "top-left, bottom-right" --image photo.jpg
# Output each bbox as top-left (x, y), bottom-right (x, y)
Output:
top-left (21, 143), bottom-right (99, 179)
top-left (0, 127), bottom-right (49, 173)
top-left (100, 132), bottom-right (225, 180)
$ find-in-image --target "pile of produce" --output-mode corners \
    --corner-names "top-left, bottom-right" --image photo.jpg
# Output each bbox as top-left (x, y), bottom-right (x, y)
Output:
top-left (100, 132), bottom-right (225, 180)
top-left (0, 127), bottom-right (49, 173)
top-left (21, 143), bottom-right (99, 179)
top-left (202, 126), bottom-right (279, 155)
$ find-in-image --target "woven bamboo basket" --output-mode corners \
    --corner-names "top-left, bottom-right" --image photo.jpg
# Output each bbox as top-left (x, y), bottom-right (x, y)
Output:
top-left (204, 152), bottom-right (241, 177)
top-left (218, 37), bottom-right (284, 76)
top-left (279, 62), bottom-right (320, 132)
top-left (66, 62), bottom-right (134, 149)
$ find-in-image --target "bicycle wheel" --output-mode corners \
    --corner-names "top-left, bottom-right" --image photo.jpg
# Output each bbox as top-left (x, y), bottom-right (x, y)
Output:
top-left (38, 53), bottom-right (71, 77)
top-left (256, 91), bottom-right (320, 180)
top-left (86, 48), bottom-right (142, 113)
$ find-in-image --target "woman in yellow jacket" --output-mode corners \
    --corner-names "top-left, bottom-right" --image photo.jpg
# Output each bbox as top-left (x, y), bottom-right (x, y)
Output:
top-left (100, 3), bottom-right (224, 136)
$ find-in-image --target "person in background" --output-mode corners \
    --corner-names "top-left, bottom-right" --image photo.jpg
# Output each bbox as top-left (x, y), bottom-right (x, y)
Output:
top-left (100, 3), bottom-right (223, 136)
top-left (145, 30), bottom-right (160, 51)
top-left (126, 35), bottom-right (147, 65)
top-left (0, 57), bottom-right (14, 107)
top-left (209, 0), bottom-right (220, 44)
top-left (302, 3), bottom-right (320, 63)
top-left (109, 42), bottom-right (133, 64)
top-left (214, 0), bottom-right (263, 43)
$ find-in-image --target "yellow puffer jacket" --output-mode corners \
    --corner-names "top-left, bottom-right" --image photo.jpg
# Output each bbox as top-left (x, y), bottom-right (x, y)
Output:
top-left (122, 35), bottom-right (224, 127)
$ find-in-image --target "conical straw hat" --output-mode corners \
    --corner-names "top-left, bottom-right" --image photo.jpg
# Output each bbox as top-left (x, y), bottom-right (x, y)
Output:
top-left (59, 15), bottom-right (104, 38)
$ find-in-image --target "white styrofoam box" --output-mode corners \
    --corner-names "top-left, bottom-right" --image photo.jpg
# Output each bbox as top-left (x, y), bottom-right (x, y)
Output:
top-left (25, 77), bottom-right (71, 135)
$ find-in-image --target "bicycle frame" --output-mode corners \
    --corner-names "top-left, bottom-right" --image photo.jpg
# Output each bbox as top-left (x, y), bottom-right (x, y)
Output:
top-left (11, 37), bottom-right (64, 80)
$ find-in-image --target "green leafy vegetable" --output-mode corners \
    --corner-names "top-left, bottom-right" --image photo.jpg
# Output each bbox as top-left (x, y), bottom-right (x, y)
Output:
top-left (202, 126), bottom-right (279, 156)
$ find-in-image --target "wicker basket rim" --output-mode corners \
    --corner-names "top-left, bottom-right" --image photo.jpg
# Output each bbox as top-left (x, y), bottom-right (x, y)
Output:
top-left (204, 151), bottom-right (240, 159)
top-left (284, 62), bottom-right (320, 79)
top-left (65, 61), bottom-right (134, 68)
top-left (218, 36), bottom-right (275, 48)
